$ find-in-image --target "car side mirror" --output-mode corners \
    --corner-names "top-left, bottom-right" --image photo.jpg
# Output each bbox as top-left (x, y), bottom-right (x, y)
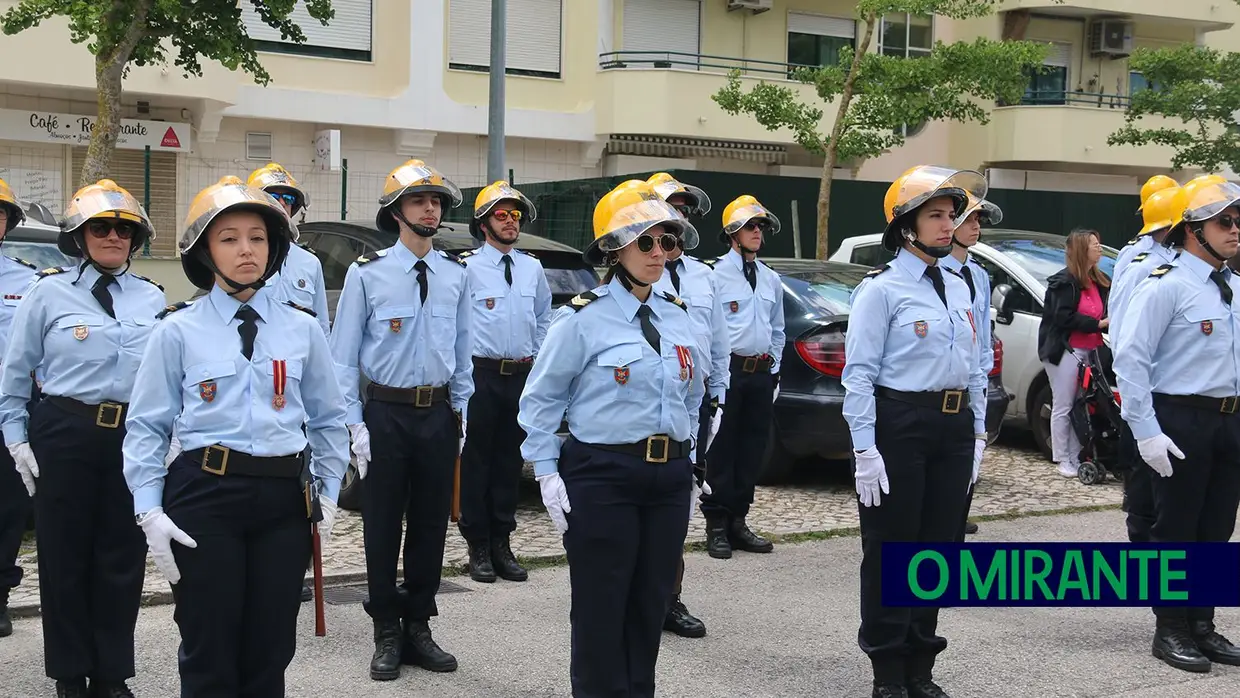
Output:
top-left (992, 283), bottom-right (1014, 325)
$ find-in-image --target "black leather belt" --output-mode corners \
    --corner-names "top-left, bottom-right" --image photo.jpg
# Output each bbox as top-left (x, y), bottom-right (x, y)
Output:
top-left (576, 434), bottom-right (691, 464)
top-left (1153, 393), bottom-right (1240, 414)
top-left (876, 387), bottom-right (970, 414)
top-left (46, 395), bottom-right (127, 429)
top-left (731, 354), bottom-right (774, 374)
top-left (365, 383), bottom-right (448, 407)
top-left (186, 446), bottom-right (304, 478)
top-left (472, 356), bottom-right (534, 375)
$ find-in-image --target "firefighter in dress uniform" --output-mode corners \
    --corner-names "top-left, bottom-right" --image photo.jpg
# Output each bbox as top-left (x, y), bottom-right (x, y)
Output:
top-left (1113, 178), bottom-right (1240, 674)
top-left (122, 176), bottom-right (347, 697)
top-left (0, 178), bottom-right (38, 640)
top-left (329, 159), bottom-right (473, 681)
top-left (699, 195), bottom-right (785, 559)
top-left (456, 181), bottom-right (551, 583)
top-left (646, 172), bottom-right (729, 638)
top-left (841, 165), bottom-right (989, 698)
top-left (1113, 175), bottom-right (1183, 280)
top-left (518, 179), bottom-right (705, 697)
top-left (0, 180), bottom-right (167, 698)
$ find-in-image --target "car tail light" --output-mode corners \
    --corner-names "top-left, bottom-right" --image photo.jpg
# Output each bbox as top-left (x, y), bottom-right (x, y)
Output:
top-left (796, 325), bottom-right (847, 377)
top-left (989, 335), bottom-right (1004, 378)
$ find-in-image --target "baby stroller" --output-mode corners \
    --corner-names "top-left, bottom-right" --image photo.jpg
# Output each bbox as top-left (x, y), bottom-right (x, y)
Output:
top-left (1067, 346), bottom-right (1125, 485)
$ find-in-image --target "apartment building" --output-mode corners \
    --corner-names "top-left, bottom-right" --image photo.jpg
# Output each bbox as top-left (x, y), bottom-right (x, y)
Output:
top-left (0, 0), bottom-right (1238, 260)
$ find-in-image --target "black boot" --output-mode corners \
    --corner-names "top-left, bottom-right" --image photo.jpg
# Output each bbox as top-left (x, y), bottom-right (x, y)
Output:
top-left (964, 522), bottom-right (979, 535)
top-left (728, 518), bottom-right (774, 553)
top-left (490, 537), bottom-right (528, 582)
top-left (1152, 619), bottom-right (1211, 673)
top-left (907, 677), bottom-right (950, 698)
top-left (705, 515), bottom-right (731, 559)
top-left (401, 619), bottom-right (458, 672)
top-left (0, 604), bottom-right (11, 638)
top-left (56, 679), bottom-right (89, 698)
top-left (300, 582), bottom-right (312, 603)
top-left (1191, 619), bottom-right (1240, 666)
top-left (468, 542), bottom-right (497, 583)
top-left (89, 680), bottom-right (135, 698)
top-left (369, 619), bottom-right (403, 681)
top-left (663, 595), bottom-right (706, 638)
top-left (872, 685), bottom-right (909, 698)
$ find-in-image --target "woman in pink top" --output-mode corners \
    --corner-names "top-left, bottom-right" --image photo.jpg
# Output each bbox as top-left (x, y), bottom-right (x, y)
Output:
top-left (1037, 229), bottom-right (1110, 477)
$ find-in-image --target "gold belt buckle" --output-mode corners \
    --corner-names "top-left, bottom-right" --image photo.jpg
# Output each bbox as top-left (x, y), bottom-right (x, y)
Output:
top-left (95, 402), bottom-right (123, 429)
top-left (1222, 397), bottom-right (1239, 414)
top-left (201, 445), bottom-right (230, 475)
top-left (941, 390), bottom-right (963, 415)
top-left (415, 385), bottom-right (434, 408)
top-left (645, 435), bottom-right (671, 464)
top-left (500, 360), bottom-right (515, 376)
top-left (742, 357), bottom-right (758, 373)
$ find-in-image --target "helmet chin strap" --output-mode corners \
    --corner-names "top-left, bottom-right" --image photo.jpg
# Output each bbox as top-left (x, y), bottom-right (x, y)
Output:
top-left (610, 256), bottom-right (650, 291)
top-left (730, 233), bottom-right (760, 256)
top-left (1192, 225), bottom-right (1229, 263)
top-left (906, 229), bottom-right (952, 259)
top-left (195, 247), bottom-right (275, 297)
top-left (71, 231), bottom-right (134, 282)
top-left (393, 201), bottom-right (448, 238)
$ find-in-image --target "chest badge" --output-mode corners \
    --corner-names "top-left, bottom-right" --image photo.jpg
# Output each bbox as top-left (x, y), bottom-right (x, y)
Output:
top-left (389, 318), bottom-right (403, 334)
top-left (73, 325), bottom-right (89, 341)
top-left (199, 380), bottom-right (217, 403)
top-left (614, 367), bottom-right (630, 385)
top-left (729, 301), bottom-right (739, 313)
top-left (272, 359), bottom-right (287, 411)
top-left (675, 345), bottom-right (694, 382)
top-left (914, 321), bottom-right (928, 338)
top-left (1202, 320), bottom-right (1214, 336)
top-left (485, 298), bottom-right (495, 310)
top-left (297, 278), bottom-right (306, 289)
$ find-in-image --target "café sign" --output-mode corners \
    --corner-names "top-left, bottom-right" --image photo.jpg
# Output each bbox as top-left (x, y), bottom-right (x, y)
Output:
top-left (0, 108), bottom-right (191, 152)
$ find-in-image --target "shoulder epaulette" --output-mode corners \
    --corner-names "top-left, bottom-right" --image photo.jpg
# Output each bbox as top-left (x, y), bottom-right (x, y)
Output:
top-left (35, 266), bottom-right (67, 279)
top-left (355, 249), bottom-right (387, 266)
top-left (285, 300), bottom-right (317, 317)
top-left (661, 291), bottom-right (689, 312)
top-left (8, 257), bottom-right (37, 270)
top-left (517, 249), bottom-right (537, 259)
top-left (1127, 237), bottom-right (1140, 246)
top-left (865, 264), bottom-right (890, 278)
top-left (457, 249), bottom-right (478, 259)
top-left (156, 300), bottom-right (193, 319)
top-left (702, 257), bottom-right (721, 268)
top-left (297, 241), bottom-right (316, 255)
top-left (130, 273), bottom-right (165, 291)
top-left (1150, 263), bottom-right (1175, 279)
top-left (443, 251), bottom-right (467, 268)
top-left (1132, 252), bottom-right (1150, 263)
top-left (568, 291), bottom-right (599, 312)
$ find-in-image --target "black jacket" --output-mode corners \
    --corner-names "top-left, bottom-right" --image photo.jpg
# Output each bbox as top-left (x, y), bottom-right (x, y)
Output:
top-left (1038, 268), bottom-right (1109, 365)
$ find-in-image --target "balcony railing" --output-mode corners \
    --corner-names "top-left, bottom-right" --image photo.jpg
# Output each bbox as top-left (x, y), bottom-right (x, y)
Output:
top-left (1010, 89), bottom-right (1132, 109)
top-left (598, 50), bottom-right (817, 79)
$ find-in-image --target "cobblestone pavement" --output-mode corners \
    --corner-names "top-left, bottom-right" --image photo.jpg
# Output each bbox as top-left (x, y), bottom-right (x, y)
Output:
top-left (8, 433), bottom-right (1122, 614)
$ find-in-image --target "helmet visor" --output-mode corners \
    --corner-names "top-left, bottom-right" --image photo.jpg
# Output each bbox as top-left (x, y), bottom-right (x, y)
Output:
top-left (62, 188), bottom-right (153, 238)
top-left (598, 199), bottom-right (699, 254)
top-left (652, 180), bottom-right (711, 216)
top-left (723, 204), bottom-right (781, 236)
top-left (380, 164), bottom-right (463, 208)
top-left (476, 184), bottom-right (537, 221)
top-left (1183, 181), bottom-right (1240, 224)
top-left (892, 167), bottom-right (987, 221)
top-left (181, 184), bottom-right (292, 253)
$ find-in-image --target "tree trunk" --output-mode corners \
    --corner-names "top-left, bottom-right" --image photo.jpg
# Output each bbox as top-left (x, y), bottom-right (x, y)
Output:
top-left (816, 14), bottom-right (877, 260)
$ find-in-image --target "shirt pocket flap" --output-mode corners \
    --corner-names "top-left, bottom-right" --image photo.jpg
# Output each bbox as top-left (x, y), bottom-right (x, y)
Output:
top-left (473, 287), bottom-right (505, 301)
top-left (432, 304), bottom-right (455, 319)
top-left (895, 308), bottom-right (929, 326)
top-left (689, 295), bottom-right (712, 308)
top-left (54, 314), bottom-right (107, 329)
top-left (720, 293), bottom-right (747, 305)
top-left (374, 305), bottom-right (416, 322)
top-left (758, 288), bottom-right (778, 304)
top-left (132, 315), bottom-right (157, 327)
top-left (597, 343), bottom-right (645, 368)
top-left (1184, 307), bottom-right (1227, 323)
top-left (265, 359), bottom-right (304, 380)
top-left (2, 295), bottom-right (22, 306)
top-left (520, 286), bottom-right (538, 298)
top-left (183, 360), bottom-right (238, 388)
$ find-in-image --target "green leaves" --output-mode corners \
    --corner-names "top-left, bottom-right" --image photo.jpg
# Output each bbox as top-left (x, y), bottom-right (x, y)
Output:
top-left (1108, 44), bottom-right (1240, 173)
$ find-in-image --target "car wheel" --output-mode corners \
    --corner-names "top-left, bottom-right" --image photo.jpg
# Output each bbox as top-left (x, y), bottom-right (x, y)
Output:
top-left (338, 461), bottom-right (363, 512)
top-left (757, 420), bottom-right (797, 485)
top-left (1029, 380), bottom-right (1054, 462)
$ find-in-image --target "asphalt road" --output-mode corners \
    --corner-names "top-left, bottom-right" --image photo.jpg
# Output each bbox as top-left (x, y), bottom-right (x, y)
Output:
top-left (3, 509), bottom-right (1239, 697)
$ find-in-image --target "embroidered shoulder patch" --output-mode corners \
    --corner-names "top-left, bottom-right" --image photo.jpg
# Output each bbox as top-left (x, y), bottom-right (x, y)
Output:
top-left (443, 251), bottom-right (468, 268)
top-left (457, 249), bottom-right (478, 259)
top-left (285, 300), bottom-right (317, 317)
top-left (517, 249), bottom-right (538, 259)
top-left (355, 249), bottom-right (388, 266)
top-left (1150, 263), bottom-right (1175, 279)
top-left (9, 257), bottom-right (37, 270)
top-left (661, 291), bottom-right (689, 312)
top-left (1127, 237), bottom-right (1140, 246)
top-left (568, 291), bottom-right (599, 312)
top-left (702, 257), bottom-right (721, 269)
top-left (36, 266), bottom-right (66, 279)
top-left (1132, 252), bottom-right (1150, 264)
top-left (131, 273), bottom-right (165, 291)
top-left (157, 300), bottom-right (193, 319)
top-left (865, 264), bottom-right (891, 278)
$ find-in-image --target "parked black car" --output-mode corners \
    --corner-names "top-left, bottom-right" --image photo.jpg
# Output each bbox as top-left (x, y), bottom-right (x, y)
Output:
top-left (757, 258), bottom-right (1010, 483)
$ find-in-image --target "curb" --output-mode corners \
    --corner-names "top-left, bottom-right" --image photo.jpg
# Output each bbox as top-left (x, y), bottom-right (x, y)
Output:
top-left (7, 503), bottom-right (1121, 620)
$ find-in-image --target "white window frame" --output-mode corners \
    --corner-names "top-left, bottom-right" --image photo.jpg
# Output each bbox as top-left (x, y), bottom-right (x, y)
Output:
top-left (879, 13), bottom-right (933, 138)
top-left (786, 13), bottom-right (856, 69)
top-left (242, 0), bottom-right (374, 62)
top-left (448, 0), bottom-right (565, 79)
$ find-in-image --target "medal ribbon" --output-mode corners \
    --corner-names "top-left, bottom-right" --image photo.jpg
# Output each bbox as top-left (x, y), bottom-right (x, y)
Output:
top-left (273, 359), bottom-right (287, 409)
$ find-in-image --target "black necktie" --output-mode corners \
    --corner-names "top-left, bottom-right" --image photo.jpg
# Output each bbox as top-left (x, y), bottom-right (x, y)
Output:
top-left (235, 305), bottom-right (259, 361)
top-left (960, 266), bottom-right (976, 303)
top-left (666, 260), bottom-right (682, 293)
top-left (502, 254), bottom-right (513, 286)
top-left (92, 272), bottom-right (116, 319)
top-left (1211, 270), bottom-right (1234, 305)
top-left (924, 266), bottom-right (949, 310)
top-left (743, 261), bottom-right (757, 291)
top-left (415, 260), bottom-right (429, 305)
top-left (636, 305), bottom-right (661, 355)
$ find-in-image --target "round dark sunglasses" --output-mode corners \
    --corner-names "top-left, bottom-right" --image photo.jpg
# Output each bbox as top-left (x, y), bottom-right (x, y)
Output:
top-left (635, 233), bottom-right (678, 254)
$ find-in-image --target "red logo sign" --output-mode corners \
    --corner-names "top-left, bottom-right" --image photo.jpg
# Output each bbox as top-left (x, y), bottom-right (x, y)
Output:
top-left (729, 301), bottom-right (739, 313)
top-left (389, 318), bottom-right (402, 333)
top-left (199, 380), bottom-right (217, 403)
top-left (914, 320), bottom-right (928, 338)
top-left (485, 298), bottom-right (495, 310)
top-left (160, 127), bottom-right (181, 148)
top-left (614, 367), bottom-right (630, 385)
top-left (1202, 320), bottom-right (1214, 336)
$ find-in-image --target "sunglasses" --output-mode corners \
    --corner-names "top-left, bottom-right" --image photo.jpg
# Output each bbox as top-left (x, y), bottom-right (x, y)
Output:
top-left (272, 192), bottom-right (299, 207)
top-left (1216, 214), bottom-right (1240, 230)
top-left (672, 204), bottom-right (694, 217)
top-left (635, 233), bottom-right (679, 254)
top-left (86, 220), bottom-right (136, 239)
top-left (491, 209), bottom-right (523, 222)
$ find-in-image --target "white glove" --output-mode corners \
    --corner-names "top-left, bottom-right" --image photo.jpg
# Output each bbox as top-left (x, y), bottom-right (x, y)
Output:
top-left (7, 441), bottom-right (38, 497)
top-left (854, 446), bottom-right (890, 508)
top-left (458, 417), bottom-right (467, 455)
top-left (318, 498), bottom-right (338, 550)
top-left (772, 382), bottom-right (780, 403)
top-left (348, 423), bottom-right (371, 479)
top-left (536, 472), bottom-right (571, 534)
top-left (165, 435), bottom-right (182, 468)
top-left (137, 507), bottom-right (198, 585)
top-left (705, 405), bottom-right (724, 453)
top-left (689, 479), bottom-right (712, 520)
top-left (1138, 433), bottom-right (1184, 478)
top-left (971, 438), bottom-right (985, 491)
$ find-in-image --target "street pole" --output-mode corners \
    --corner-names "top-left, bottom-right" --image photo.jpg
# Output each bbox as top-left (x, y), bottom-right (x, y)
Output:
top-left (487, 0), bottom-right (507, 183)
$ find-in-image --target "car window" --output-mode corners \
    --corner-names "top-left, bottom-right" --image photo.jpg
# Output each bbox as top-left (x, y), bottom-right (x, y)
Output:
top-left (545, 268), bottom-right (598, 302)
top-left (784, 269), bottom-right (869, 316)
top-left (985, 238), bottom-right (1118, 284)
top-left (972, 254), bottom-right (1038, 314)
top-left (2, 241), bottom-right (73, 270)
top-left (848, 242), bottom-right (895, 269)
top-left (308, 231), bottom-right (367, 291)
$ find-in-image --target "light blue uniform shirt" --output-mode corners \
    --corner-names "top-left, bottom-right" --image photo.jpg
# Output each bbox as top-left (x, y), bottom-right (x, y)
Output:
top-left (941, 252), bottom-right (994, 376)
top-left (655, 254), bottom-right (731, 402)
top-left (1108, 242), bottom-right (1178, 343)
top-left (269, 243), bottom-right (330, 336)
top-left (1113, 234), bottom-right (1155, 286)
top-left (0, 255), bottom-right (38, 359)
top-left (842, 250), bottom-right (987, 451)
top-left (0, 264), bottom-right (166, 444)
top-left (1114, 253), bottom-right (1240, 441)
top-left (329, 242), bottom-right (474, 424)
top-left (459, 242), bottom-right (552, 359)
top-left (709, 249), bottom-right (786, 373)
top-left (123, 286), bottom-right (349, 513)
top-left (518, 277), bottom-right (705, 477)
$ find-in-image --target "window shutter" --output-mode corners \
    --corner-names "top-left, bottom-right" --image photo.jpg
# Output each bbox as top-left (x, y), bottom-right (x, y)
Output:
top-left (788, 13), bottom-right (856, 39)
top-left (241, 0), bottom-right (373, 52)
top-left (1039, 41), bottom-right (1072, 67)
top-left (71, 147), bottom-right (178, 258)
top-left (622, 0), bottom-right (701, 59)
top-left (448, 0), bottom-right (563, 76)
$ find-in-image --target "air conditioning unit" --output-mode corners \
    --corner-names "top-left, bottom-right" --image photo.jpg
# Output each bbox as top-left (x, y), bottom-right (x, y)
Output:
top-left (1087, 19), bottom-right (1134, 58)
top-left (727, 0), bottom-right (772, 14)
